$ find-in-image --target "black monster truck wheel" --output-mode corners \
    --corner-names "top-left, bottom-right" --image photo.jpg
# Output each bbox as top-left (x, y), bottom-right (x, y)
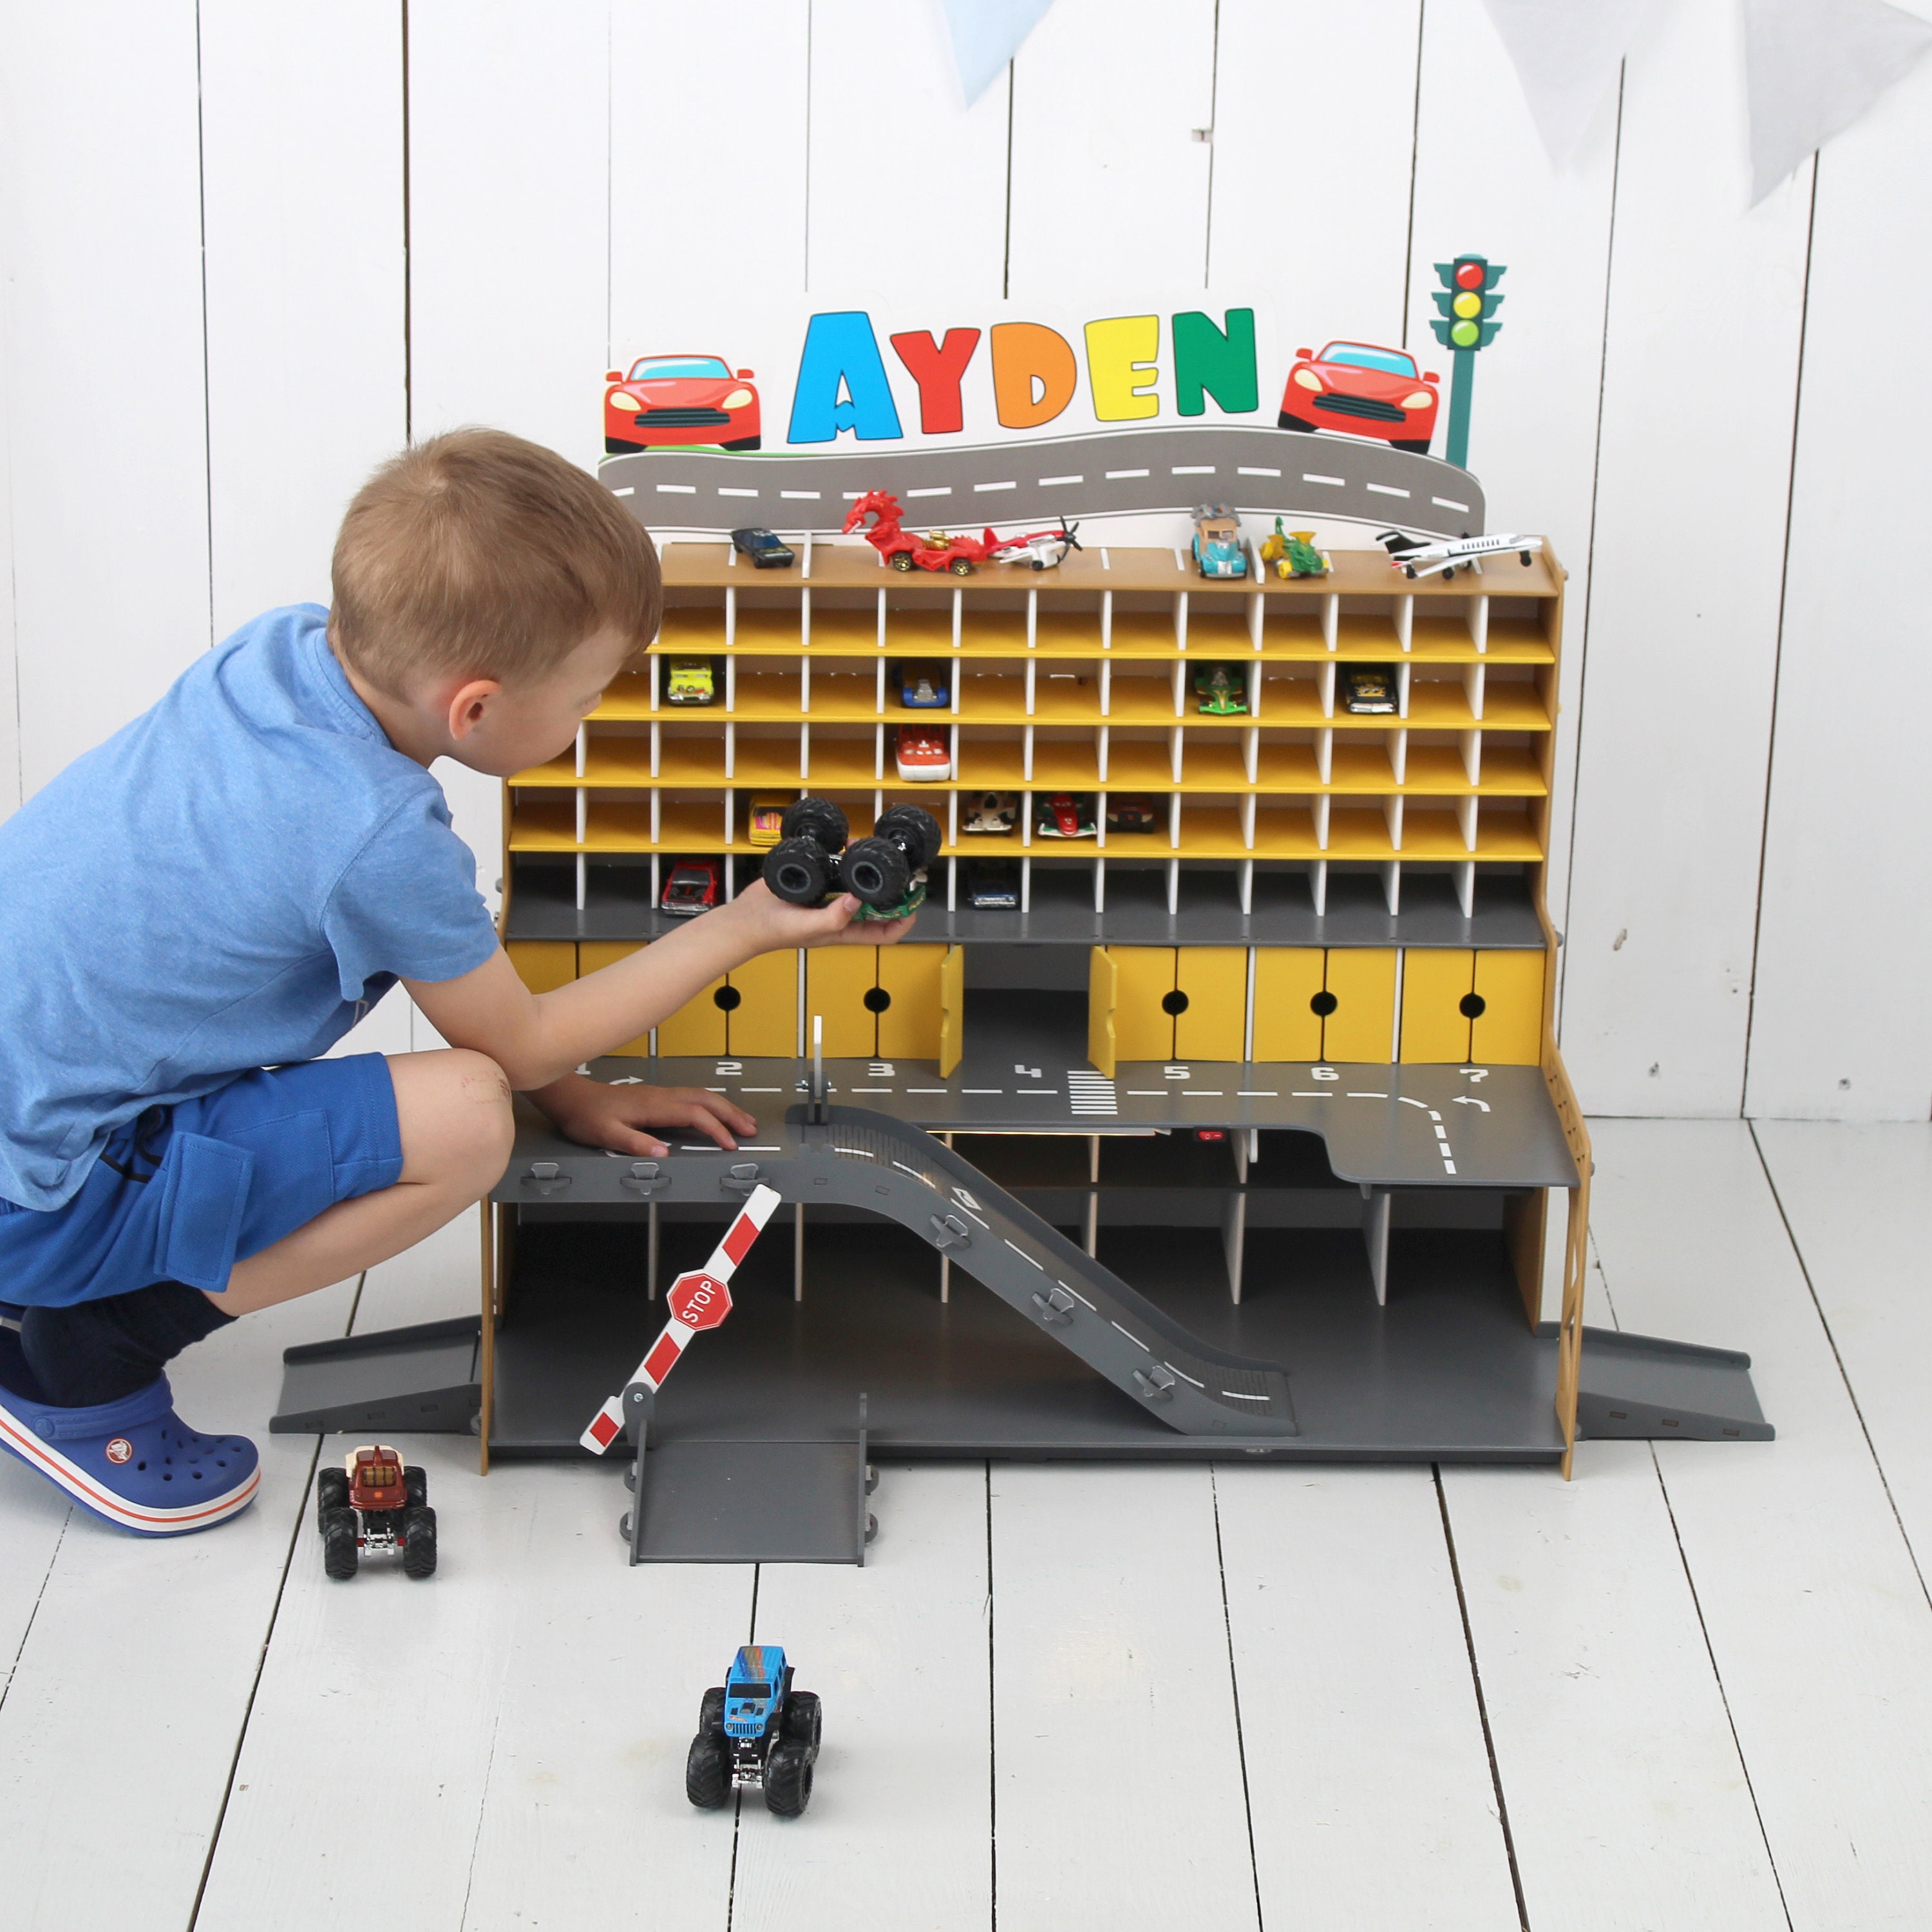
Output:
top-left (401, 1505), bottom-right (438, 1578)
top-left (699, 1687), bottom-right (728, 1736)
top-left (404, 1466), bottom-right (428, 1508)
top-left (781, 1690), bottom-right (822, 1749)
top-left (873, 802), bottom-right (942, 872)
top-left (686, 1733), bottom-right (732, 1808)
top-left (321, 1506), bottom-right (359, 1580)
top-left (781, 797), bottom-right (849, 850)
top-left (764, 1739), bottom-right (815, 1817)
top-left (764, 837), bottom-right (832, 905)
top-left (316, 1468), bottom-right (348, 1528)
top-left (841, 836), bottom-right (911, 909)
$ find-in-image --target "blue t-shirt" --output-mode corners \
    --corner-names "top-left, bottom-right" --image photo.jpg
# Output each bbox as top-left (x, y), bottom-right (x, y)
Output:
top-left (0, 605), bottom-right (500, 1210)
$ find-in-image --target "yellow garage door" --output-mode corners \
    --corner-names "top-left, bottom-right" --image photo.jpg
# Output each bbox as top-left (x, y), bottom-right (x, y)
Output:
top-left (725, 947), bottom-right (799, 1058)
top-left (578, 940), bottom-right (651, 1056)
top-left (1470, 949), bottom-right (1546, 1065)
top-left (1321, 948), bottom-right (1397, 1064)
top-left (1109, 946), bottom-right (1178, 1063)
top-left (1251, 948), bottom-right (1325, 1061)
top-left (1399, 948), bottom-right (1475, 1063)
top-left (1173, 947), bottom-right (1247, 1061)
top-left (805, 945), bottom-right (879, 1058)
top-left (876, 943), bottom-right (947, 1061)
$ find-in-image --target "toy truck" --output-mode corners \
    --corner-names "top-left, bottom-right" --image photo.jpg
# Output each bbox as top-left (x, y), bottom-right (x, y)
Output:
top-left (316, 1443), bottom-right (437, 1580)
top-left (762, 796), bottom-right (941, 922)
top-left (685, 1643), bottom-right (822, 1817)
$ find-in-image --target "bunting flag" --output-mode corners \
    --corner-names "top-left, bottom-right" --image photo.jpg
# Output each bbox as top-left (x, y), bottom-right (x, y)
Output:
top-left (936, 0), bottom-right (1059, 104)
top-left (1743, 0), bottom-right (1932, 200)
top-left (1479, 0), bottom-right (1655, 169)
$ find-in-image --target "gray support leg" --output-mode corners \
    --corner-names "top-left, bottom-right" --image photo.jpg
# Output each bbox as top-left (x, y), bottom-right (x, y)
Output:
top-left (621, 1382), bottom-right (656, 1567)
top-left (1361, 1186), bottom-right (1392, 1305)
top-left (1222, 1191), bottom-right (1247, 1304)
top-left (1084, 1134), bottom-right (1101, 1257)
top-left (794, 1202), bottom-right (806, 1302)
top-left (647, 1200), bottom-right (659, 1300)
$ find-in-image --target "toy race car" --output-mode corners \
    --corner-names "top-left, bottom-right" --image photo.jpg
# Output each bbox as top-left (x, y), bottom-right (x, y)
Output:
top-left (1034, 792), bottom-right (1097, 839)
top-left (966, 858), bottom-right (1019, 907)
top-left (1191, 504), bottom-right (1247, 579)
top-left (1343, 666), bottom-right (1398, 714)
top-left (748, 797), bottom-right (791, 848)
top-left (961, 790), bottom-right (1018, 835)
top-left (316, 1444), bottom-right (435, 1580)
top-left (1104, 795), bottom-right (1159, 833)
top-left (730, 527), bottom-right (795, 569)
top-left (1194, 663), bottom-right (1248, 715)
top-left (762, 797), bottom-right (941, 921)
top-left (895, 723), bottom-right (952, 782)
top-left (1260, 516), bottom-right (1329, 580)
top-left (661, 857), bottom-right (723, 915)
top-left (687, 1644), bottom-right (821, 1817)
top-left (898, 661), bottom-right (949, 708)
top-left (665, 657), bottom-right (716, 705)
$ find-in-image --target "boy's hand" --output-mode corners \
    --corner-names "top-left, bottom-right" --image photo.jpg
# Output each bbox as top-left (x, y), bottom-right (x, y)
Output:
top-left (534, 1073), bottom-right (757, 1156)
top-left (718, 878), bottom-right (915, 952)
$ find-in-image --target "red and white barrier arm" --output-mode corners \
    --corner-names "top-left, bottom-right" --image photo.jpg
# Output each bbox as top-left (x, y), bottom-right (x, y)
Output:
top-left (580, 1182), bottom-right (782, 1455)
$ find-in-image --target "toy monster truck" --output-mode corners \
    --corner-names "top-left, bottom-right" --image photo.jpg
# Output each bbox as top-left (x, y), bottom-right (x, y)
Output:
top-left (316, 1443), bottom-right (437, 1580)
top-left (761, 796), bottom-right (940, 922)
top-left (685, 1643), bottom-right (822, 1817)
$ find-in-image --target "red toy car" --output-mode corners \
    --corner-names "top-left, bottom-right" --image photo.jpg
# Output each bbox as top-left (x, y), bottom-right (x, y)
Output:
top-left (895, 723), bottom-right (952, 782)
top-left (1035, 792), bottom-right (1097, 840)
top-left (605, 355), bottom-right (761, 454)
top-left (844, 490), bottom-right (999, 576)
top-left (1278, 342), bottom-right (1439, 455)
top-left (661, 857), bottom-right (723, 916)
top-left (316, 1444), bottom-right (436, 1580)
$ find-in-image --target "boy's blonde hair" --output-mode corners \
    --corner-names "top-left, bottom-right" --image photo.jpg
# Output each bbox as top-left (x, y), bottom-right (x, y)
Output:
top-left (330, 428), bottom-right (661, 695)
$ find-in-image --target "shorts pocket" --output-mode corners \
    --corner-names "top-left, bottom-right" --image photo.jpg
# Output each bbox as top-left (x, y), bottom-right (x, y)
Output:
top-left (153, 1133), bottom-right (256, 1291)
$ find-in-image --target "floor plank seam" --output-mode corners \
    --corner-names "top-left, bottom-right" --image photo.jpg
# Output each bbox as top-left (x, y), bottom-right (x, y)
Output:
top-left (1207, 1466), bottom-right (1266, 1932)
top-left (185, 1432), bottom-right (324, 1932)
top-left (1432, 1466), bottom-right (1531, 1932)
top-left (1746, 1120), bottom-right (1932, 1615)
top-left (0, 1507), bottom-right (69, 1714)
top-left (457, 1672), bottom-right (509, 1932)
top-left (984, 1462), bottom-right (998, 1932)
top-left (723, 1564), bottom-right (764, 1932)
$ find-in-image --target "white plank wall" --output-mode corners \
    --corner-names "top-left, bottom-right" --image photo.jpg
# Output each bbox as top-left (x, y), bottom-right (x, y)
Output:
top-left (2, 0), bottom-right (1928, 1118)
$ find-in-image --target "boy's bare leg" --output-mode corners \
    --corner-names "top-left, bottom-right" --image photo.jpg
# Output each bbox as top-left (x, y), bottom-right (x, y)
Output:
top-left (214, 1048), bottom-right (514, 1317)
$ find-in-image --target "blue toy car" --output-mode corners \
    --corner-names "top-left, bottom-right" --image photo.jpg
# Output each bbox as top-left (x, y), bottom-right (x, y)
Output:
top-left (898, 660), bottom-right (949, 708)
top-left (687, 1643), bottom-right (822, 1817)
top-left (1190, 503), bottom-right (1248, 580)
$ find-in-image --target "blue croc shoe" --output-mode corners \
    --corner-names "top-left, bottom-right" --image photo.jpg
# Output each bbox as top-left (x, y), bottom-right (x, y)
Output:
top-left (0, 1331), bottom-right (259, 1536)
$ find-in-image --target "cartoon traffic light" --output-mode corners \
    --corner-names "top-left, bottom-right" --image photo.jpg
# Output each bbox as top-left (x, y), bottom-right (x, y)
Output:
top-left (1428, 254), bottom-right (1505, 471)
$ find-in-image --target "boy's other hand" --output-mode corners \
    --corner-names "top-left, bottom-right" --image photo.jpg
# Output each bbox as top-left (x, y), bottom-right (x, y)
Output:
top-left (540, 1075), bottom-right (756, 1156)
top-left (720, 878), bottom-right (915, 951)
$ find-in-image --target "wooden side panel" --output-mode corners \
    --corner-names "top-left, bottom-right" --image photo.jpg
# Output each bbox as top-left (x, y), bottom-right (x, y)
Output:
top-left (1251, 948), bottom-right (1326, 1062)
top-left (1109, 947), bottom-right (1177, 1063)
top-left (1173, 947), bottom-right (1247, 1062)
top-left (1399, 948), bottom-right (1475, 1063)
top-left (1472, 950), bottom-right (1547, 1066)
top-left (1086, 947), bottom-right (1117, 1079)
top-left (876, 943), bottom-right (947, 1061)
top-left (655, 978), bottom-right (728, 1057)
top-left (940, 945), bottom-right (966, 1077)
top-left (1322, 949), bottom-right (1397, 1065)
top-left (506, 940), bottom-right (577, 996)
top-left (806, 946), bottom-right (879, 1059)
top-left (726, 947), bottom-right (799, 1059)
top-left (579, 940), bottom-right (650, 1056)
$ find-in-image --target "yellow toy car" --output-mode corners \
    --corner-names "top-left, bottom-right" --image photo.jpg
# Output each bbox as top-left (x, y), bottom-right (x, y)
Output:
top-left (665, 657), bottom-right (715, 705)
top-left (748, 796), bottom-right (792, 848)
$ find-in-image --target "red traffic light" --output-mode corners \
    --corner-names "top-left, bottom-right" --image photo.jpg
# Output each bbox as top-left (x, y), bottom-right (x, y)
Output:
top-left (1454, 260), bottom-right (1486, 290)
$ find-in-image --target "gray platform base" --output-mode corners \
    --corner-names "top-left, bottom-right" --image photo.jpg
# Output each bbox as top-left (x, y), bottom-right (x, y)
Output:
top-left (1569, 1325), bottom-right (1774, 1442)
top-left (619, 1388), bottom-right (876, 1564)
top-left (270, 1316), bottom-right (482, 1435)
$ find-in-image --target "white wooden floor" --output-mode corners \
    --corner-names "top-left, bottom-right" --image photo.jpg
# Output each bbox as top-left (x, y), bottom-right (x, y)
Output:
top-left (3, 1118), bottom-right (1929, 1932)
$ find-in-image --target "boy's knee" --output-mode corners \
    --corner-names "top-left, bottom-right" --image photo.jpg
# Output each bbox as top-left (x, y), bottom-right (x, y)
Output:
top-left (442, 1048), bottom-right (515, 1164)
top-left (393, 1048), bottom-right (515, 1191)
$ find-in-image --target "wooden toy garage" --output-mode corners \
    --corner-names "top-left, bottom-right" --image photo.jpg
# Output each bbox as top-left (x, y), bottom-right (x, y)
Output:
top-left (274, 534), bottom-right (1769, 1555)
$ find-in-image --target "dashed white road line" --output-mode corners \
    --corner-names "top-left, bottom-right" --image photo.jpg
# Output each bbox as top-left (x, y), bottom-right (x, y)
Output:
top-left (1366, 482), bottom-right (1410, 498)
top-left (1039, 473), bottom-right (1083, 486)
top-left (907, 486), bottom-right (951, 498)
top-left (611, 486), bottom-right (636, 497)
top-left (1236, 465), bottom-right (1282, 477)
top-left (1291, 1091), bottom-right (1334, 1099)
top-left (1303, 473), bottom-right (1345, 486)
top-left (1347, 1092), bottom-right (1389, 1099)
top-left (1106, 468), bottom-right (1150, 479)
top-left (780, 489), bottom-right (820, 500)
top-left (974, 479), bottom-right (1016, 492)
top-left (656, 483), bottom-right (697, 494)
top-left (1433, 495), bottom-right (1471, 512)
top-left (1172, 464), bottom-right (1215, 475)
top-left (717, 486), bottom-right (759, 497)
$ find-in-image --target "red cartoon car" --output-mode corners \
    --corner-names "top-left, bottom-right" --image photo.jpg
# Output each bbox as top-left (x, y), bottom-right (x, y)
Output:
top-left (1278, 343), bottom-right (1439, 456)
top-left (605, 355), bottom-right (761, 454)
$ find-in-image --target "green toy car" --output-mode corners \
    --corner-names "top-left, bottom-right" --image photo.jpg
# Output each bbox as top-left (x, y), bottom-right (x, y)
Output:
top-left (1261, 516), bottom-right (1329, 580)
top-left (1193, 663), bottom-right (1248, 715)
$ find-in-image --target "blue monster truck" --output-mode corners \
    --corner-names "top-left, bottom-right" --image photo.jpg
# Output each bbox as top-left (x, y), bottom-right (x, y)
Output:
top-left (686, 1643), bottom-right (822, 1817)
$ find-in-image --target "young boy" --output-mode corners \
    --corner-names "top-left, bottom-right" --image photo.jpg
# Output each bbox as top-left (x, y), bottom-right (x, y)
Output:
top-left (0, 428), bottom-right (904, 1536)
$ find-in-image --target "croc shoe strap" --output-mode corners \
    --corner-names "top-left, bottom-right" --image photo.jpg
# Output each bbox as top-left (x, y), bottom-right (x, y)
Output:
top-left (31, 1373), bottom-right (176, 1441)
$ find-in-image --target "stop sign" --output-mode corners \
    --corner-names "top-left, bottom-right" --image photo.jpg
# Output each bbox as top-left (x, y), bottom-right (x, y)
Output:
top-left (667, 1270), bottom-right (733, 1332)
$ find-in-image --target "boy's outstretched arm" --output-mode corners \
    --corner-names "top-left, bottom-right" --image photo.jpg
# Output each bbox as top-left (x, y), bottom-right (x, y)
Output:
top-left (405, 880), bottom-right (913, 1155)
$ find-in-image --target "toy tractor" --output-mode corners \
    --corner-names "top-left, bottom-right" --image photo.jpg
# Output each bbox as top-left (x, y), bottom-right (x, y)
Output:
top-left (686, 1643), bottom-right (822, 1817)
top-left (316, 1443), bottom-right (437, 1580)
top-left (762, 797), bottom-right (941, 922)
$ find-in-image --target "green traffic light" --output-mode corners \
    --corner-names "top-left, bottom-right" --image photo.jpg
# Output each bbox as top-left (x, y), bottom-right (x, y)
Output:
top-left (1451, 319), bottom-right (1481, 348)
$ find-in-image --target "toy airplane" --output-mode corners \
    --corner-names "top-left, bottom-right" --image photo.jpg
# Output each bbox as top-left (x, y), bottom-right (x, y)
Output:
top-left (1376, 529), bottom-right (1543, 580)
top-left (989, 516), bottom-right (1083, 570)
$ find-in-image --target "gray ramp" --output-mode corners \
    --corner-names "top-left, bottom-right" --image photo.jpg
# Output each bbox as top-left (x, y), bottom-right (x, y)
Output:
top-left (1574, 1327), bottom-right (1774, 1442)
top-left (500, 1105), bottom-right (1298, 1439)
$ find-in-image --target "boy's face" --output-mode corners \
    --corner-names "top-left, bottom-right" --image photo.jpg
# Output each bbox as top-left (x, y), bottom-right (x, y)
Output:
top-left (445, 624), bottom-right (638, 778)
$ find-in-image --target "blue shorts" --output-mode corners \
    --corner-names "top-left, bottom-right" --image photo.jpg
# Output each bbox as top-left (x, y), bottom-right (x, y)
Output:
top-left (0, 1056), bottom-right (402, 1307)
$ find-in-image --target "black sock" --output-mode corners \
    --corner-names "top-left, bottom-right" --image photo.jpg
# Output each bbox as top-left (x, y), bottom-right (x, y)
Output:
top-left (19, 1282), bottom-right (237, 1408)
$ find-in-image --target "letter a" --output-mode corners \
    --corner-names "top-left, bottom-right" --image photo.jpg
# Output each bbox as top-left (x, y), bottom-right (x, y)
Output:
top-left (787, 311), bottom-right (906, 443)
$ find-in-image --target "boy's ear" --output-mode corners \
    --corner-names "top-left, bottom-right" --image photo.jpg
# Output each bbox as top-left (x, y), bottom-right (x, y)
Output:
top-left (445, 677), bottom-right (505, 742)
